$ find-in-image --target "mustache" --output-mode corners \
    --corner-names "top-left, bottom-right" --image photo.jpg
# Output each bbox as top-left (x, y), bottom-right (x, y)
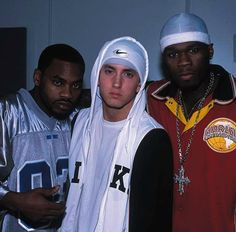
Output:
top-left (54, 99), bottom-right (73, 105)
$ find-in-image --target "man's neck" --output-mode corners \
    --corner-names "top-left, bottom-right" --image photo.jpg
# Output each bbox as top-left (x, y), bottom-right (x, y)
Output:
top-left (103, 110), bottom-right (128, 122)
top-left (180, 75), bottom-right (217, 119)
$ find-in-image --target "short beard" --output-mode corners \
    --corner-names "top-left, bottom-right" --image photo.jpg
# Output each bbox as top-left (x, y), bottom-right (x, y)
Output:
top-left (52, 111), bottom-right (71, 120)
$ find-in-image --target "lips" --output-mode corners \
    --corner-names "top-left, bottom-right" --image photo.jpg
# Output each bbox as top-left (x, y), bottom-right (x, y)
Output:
top-left (56, 101), bottom-right (73, 110)
top-left (110, 92), bottom-right (121, 98)
top-left (178, 72), bottom-right (194, 81)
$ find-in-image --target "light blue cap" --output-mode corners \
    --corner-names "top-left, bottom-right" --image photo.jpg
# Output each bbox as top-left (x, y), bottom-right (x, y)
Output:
top-left (160, 13), bottom-right (211, 52)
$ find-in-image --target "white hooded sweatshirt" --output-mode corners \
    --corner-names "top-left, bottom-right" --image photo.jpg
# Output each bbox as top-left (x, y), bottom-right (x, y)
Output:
top-left (59, 36), bottom-right (163, 232)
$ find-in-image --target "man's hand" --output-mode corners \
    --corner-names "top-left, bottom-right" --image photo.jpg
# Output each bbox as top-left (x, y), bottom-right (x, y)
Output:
top-left (0, 186), bottom-right (65, 223)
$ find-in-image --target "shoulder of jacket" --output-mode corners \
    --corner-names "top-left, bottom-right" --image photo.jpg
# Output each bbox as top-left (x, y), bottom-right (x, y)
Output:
top-left (146, 79), bottom-right (168, 93)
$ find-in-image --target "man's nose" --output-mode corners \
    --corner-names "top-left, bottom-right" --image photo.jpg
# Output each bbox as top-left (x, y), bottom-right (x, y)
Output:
top-left (60, 85), bottom-right (73, 98)
top-left (178, 52), bottom-right (191, 66)
top-left (112, 75), bottom-right (122, 88)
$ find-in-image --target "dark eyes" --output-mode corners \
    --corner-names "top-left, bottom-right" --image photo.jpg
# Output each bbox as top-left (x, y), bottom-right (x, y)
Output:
top-left (123, 71), bottom-right (135, 78)
top-left (72, 82), bottom-right (82, 89)
top-left (166, 47), bottom-right (200, 59)
top-left (52, 79), bottom-right (82, 89)
top-left (166, 51), bottom-right (178, 59)
top-left (103, 68), bottom-right (135, 78)
top-left (104, 68), bottom-right (113, 75)
top-left (189, 47), bottom-right (199, 54)
top-left (53, 79), bottom-right (63, 86)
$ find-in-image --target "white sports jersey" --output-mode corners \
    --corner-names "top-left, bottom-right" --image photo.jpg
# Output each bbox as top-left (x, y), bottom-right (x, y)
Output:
top-left (0, 89), bottom-right (71, 232)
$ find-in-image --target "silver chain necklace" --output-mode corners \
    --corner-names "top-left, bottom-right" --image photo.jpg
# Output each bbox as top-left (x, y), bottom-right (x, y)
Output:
top-left (174, 73), bottom-right (215, 195)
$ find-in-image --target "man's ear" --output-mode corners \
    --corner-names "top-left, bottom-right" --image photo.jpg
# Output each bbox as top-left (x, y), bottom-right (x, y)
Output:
top-left (33, 69), bottom-right (42, 86)
top-left (97, 74), bottom-right (101, 87)
top-left (208, 43), bottom-right (214, 60)
top-left (136, 83), bottom-right (141, 93)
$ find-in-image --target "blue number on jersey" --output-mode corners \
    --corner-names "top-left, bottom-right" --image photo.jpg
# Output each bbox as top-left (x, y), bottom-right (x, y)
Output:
top-left (18, 158), bottom-right (68, 231)
top-left (19, 160), bottom-right (52, 192)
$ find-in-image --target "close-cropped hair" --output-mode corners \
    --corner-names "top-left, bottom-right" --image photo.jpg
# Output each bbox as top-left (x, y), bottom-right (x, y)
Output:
top-left (37, 43), bottom-right (85, 75)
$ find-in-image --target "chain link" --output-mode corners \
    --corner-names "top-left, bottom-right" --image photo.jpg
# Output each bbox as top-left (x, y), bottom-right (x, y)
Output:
top-left (176, 73), bottom-right (215, 165)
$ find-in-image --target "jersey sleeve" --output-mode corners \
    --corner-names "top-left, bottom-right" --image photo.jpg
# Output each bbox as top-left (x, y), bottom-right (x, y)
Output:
top-left (0, 101), bottom-right (14, 199)
top-left (129, 128), bottom-right (173, 232)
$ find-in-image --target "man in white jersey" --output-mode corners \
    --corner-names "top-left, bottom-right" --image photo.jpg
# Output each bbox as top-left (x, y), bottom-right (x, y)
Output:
top-left (59, 36), bottom-right (173, 232)
top-left (0, 44), bottom-right (85, 231)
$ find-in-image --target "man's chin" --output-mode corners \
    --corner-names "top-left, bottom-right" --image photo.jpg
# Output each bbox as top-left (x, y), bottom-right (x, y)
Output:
top-left (52, 110), bottom-right (71, 120)
top-left (176, 80), bottom-right (200, 92)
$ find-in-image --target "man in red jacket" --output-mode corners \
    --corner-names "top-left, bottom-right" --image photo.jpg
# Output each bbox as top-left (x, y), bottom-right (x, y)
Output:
top-left (147, 12), bottom-right (236, 232)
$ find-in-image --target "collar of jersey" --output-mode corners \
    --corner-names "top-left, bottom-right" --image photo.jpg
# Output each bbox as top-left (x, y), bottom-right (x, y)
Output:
top-left (151, 64), bottom-right (236, 104)
top-left (165, 97), bottom-right (214, 132)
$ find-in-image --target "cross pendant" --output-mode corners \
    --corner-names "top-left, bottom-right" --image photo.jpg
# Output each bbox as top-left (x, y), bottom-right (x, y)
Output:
top-left (174, 165), bottom-right (190, 195)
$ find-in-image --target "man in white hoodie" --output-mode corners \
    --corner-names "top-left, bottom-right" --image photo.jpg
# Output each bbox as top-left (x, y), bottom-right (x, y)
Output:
top-left (59, 36), bottom-right (173, 232)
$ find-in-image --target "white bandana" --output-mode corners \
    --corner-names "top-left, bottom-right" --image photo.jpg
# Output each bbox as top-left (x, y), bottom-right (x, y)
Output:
top-left (160, 12), bottom-right (211, 52)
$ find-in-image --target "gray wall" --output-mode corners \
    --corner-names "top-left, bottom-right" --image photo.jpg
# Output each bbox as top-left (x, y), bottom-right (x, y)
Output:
top-left (0, 0), bottom-right (235, 89)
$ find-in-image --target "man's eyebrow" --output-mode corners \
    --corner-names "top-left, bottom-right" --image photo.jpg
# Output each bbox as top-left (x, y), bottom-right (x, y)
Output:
top-left (167, 42), bottom-right (205, 50)
top-left (52, 75), bottom-right (83, 85)
top-left (52, 75), bottom-right (64, 80)
top-left (124, 68), bottom-right (137, 72)
top-left (164, 47), bottom-right (176, 51)
top-left (103, 64), bottom-right (136, 72)
top-left (102, 64), bottom-right (115, 69)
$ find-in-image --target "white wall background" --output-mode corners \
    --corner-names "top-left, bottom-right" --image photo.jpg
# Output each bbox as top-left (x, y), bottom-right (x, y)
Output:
top-left (0, 0), bottom-right (235, 89)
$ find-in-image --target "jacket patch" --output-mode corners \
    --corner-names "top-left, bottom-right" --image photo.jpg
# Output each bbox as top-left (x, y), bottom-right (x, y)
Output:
top-left (203, 118), bottom-right (236, 153)
top-left (110, 164), bottom-right (130, 193)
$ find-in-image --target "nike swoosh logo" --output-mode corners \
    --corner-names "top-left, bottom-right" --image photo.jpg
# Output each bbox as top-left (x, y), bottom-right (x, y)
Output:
top-left (114, 49), bottom-right (127, 55)
top-left (113, 49), bottom-right (128, 57)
